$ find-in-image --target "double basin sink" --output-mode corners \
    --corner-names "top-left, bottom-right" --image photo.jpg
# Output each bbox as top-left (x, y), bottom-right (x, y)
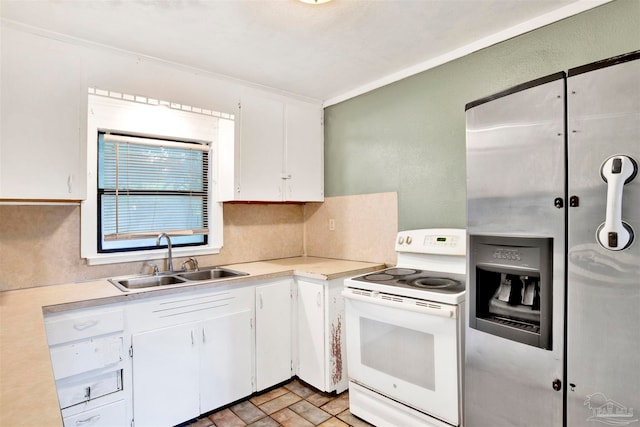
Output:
top-left (109, 267), bottom-right (248, 292)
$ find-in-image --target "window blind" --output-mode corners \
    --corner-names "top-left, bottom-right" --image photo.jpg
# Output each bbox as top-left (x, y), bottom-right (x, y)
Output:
top-left (98, 133), bottom-right (209, 242)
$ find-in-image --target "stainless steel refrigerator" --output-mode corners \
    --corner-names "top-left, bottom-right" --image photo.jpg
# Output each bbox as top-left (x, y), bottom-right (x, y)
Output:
top-left (465, 51), bottom-right (639, 426)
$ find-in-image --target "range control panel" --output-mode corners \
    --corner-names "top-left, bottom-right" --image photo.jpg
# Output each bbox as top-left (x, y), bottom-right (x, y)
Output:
top-left (395, 228), bottom-right (466, 256)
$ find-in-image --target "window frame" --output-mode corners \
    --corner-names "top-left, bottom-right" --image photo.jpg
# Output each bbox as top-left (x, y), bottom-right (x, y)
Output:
top-left (82, 92), bottom-right (227, 265)
top-left (96, 131), bottom-right (209, 253)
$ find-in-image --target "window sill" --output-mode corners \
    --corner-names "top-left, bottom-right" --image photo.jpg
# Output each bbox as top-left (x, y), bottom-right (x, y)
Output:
top-left (84, 245), bottom-right (222, 266)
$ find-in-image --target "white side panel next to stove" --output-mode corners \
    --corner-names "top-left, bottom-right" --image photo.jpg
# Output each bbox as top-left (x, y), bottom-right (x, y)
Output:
top-left (296, 277), bottom-right (349, 394)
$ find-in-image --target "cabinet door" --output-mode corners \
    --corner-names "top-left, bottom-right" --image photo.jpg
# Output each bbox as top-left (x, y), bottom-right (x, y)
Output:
top-left (284, 103), bottom-right (324, 202)
top-left (200, 310), bottom-right (253, 413)
top-left (237, 94), bottom-right (284, 201)
top-left (297, 280), bottom-right (325, 390)
top-left (132, 323), bottom-right (199, 427)
top-left (256, 280), bottom-right (292, 391)
top-left (0, 31), bottom-right (85, 200)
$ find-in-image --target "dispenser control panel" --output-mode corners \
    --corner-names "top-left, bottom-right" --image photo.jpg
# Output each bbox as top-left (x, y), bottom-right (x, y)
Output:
top-left (493, 248), bottom-right (522, 261)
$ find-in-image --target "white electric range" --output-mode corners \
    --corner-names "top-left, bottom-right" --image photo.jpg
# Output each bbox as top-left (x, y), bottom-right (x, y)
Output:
top-left (343, 228), bottom-right (466, 427)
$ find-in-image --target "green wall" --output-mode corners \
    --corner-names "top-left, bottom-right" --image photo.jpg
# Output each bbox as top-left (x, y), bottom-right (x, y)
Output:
top-left (324, 0), bottom-right (640, 231)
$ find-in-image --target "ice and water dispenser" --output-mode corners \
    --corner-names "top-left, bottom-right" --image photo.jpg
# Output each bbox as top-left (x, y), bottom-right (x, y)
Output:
top-left (468, 235), bottom-right (553, 349)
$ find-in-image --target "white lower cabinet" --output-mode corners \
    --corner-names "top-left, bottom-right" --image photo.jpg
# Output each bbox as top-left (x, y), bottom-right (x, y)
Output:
top-left (44, 304), bottom-right (130, 426)
top-left (44, 272), bottom-right (353, 427)
top-left (296, 278), bottom-right (348, 393)
top-left (129, 286), bottom-right (254, 427)
top-left (255, 279), bottom-right (293, 391)
top-left (131, 322), bottom-right (200, 427)
top-left (297, 279), bottom-right (326, 390)
top-left (199, 310), bottom-right (253, 412)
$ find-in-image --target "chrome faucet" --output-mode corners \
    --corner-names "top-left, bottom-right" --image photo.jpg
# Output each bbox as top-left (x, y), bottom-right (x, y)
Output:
top-left (156, 233), bottom-right (173, 272)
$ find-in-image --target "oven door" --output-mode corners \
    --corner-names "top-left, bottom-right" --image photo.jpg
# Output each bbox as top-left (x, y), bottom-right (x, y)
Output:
top-left (343, 287), bottom-right (461, 426)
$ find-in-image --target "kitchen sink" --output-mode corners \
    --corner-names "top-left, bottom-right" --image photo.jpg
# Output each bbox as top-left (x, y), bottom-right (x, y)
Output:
top-left (109, 267), bottom-right (248, 291)
top-left (175, 267), bottom-right (248, 281)
top-left (114, 275), bottom-right (188, 289)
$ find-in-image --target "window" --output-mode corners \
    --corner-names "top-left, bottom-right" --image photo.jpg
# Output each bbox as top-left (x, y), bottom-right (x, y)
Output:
top-left (97, 132), bottom-right (209, 253)
top-left (82, 90), bottom-right (233, 265)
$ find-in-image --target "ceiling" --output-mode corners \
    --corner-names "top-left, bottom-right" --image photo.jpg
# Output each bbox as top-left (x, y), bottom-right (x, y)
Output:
top-left (0, 0), bottom-right (607, 105)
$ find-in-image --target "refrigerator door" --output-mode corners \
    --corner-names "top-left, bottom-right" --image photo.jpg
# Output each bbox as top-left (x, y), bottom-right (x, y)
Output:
top-left (567, 52), bottom-right (640, 427)
top-left (465, 74), bottom-right (565, 427)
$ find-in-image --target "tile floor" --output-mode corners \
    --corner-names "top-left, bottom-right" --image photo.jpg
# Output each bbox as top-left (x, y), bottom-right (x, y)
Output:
top-left (184, 379), bottom-right (374, 427)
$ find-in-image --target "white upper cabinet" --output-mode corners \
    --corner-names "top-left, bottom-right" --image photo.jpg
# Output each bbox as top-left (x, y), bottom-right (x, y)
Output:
top-left (284, 102), bottom-right (324, 202)
top-left (234, 94), bottom-right (285, 201)
top-left (217, 94), bottom-right (323, 202)
top-left (1, 26), bottom-right (322, 204)
top-left (0, 33), bottom-right (85, 201)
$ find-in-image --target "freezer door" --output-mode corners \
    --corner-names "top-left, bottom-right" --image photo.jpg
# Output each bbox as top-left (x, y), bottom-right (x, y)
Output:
top-left (567, 52), bottom-right (640, 427)
top-left (465, 75), bottom-right (565, 427)
top-left (466, 73), bottom-right (566, 237)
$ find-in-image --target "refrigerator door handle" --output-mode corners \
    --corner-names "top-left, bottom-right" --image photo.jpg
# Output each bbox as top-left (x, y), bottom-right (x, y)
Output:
top-left (597, 155), bottom-right (637, 250)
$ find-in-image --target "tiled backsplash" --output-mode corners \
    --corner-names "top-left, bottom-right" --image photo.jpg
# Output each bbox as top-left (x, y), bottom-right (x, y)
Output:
top-left (304, 192), bottom-right (397, 266)
top-left (0, 192), bottom-right (397, 291)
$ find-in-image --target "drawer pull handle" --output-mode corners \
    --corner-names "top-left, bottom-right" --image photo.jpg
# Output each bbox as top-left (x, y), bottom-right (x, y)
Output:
top-left (73, 320), bottom-right (99, 331)
top-left (76, 414), bottom-right (101, 425)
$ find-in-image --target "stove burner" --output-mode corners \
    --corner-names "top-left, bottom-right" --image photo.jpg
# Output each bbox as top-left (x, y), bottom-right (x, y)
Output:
top-left (384, 268), bottom-right (418, 276)
top-left (363, 273), bottom-right (395, 281)
top-left (353, 268), bottom-right (466, 297)
top-left (410, 277), bottom-right (461, 289)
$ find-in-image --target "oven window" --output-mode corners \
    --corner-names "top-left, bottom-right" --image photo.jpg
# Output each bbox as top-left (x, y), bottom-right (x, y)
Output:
top-left (360, 317), bottom-right (435, 390)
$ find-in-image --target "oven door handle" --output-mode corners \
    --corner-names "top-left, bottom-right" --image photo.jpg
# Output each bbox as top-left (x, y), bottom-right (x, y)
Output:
top-left (342, 290), bottom-right (458, 319)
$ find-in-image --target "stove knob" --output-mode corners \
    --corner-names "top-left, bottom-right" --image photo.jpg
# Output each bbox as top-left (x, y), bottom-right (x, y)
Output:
top-left (406, 236), bottom-right (413, 244)
top-left (398, 236), bottom-right (405, 245)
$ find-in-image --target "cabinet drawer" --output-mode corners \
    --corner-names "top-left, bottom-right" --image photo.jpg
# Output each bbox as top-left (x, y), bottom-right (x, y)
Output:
top-left (128, 285), bottom-right (254, 332)
top-left (57, 369), bottom-right (123, 409)
top-left (45, 309), bottom-right (124, 345)
top-left (50, 335), bottom-right (123, 380)
top-left (63, 399), bottom-right (127, 427)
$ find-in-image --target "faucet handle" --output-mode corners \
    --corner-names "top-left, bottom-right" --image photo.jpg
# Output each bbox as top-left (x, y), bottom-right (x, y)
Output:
top-left (143, 262), bottom-right (160, 275)
top-left (181, 257), bottom-right (199, 272)
top-left (150, 263), bottom-right (160, 275)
